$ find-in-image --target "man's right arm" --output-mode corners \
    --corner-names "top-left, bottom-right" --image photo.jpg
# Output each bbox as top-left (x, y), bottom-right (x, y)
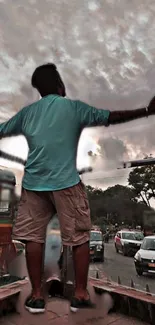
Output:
top-left (0, 110), bottom-right (23, 139)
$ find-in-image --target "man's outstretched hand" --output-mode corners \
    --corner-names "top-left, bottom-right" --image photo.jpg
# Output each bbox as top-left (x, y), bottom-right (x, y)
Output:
top-left (108, 96), bottom-right (155, 125)
top-left (147, 96), bottom-right (155, 115)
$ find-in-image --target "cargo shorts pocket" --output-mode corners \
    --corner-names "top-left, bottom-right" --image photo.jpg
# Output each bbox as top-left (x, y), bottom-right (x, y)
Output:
top-left (56, 182), bottom-right (92, 234)
top-left (75, 196), bottom-right (91, 232)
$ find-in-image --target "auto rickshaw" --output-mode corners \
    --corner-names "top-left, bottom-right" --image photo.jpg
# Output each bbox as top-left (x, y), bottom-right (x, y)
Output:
top-left (0, 169), bottom-right (19, 281)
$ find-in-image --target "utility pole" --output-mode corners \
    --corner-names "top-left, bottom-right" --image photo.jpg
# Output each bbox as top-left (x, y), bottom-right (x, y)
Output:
top-left (117, 158), bottom-right (155, 169)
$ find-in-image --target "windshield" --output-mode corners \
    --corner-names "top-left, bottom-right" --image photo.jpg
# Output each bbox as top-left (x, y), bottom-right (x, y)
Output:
top-left (141, 238), bottom-right (155, 251)
top-left (0, 201), bottom-right (10, 213)
top-left (134, 232), bottom-right (144, 241)
top-left (122, 232), bottom-right (143, 241)
top-left (90, 232), bottom-right (102, 241)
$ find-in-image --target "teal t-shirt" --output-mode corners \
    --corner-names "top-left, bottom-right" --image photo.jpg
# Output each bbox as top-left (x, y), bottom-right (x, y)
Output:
top-left (0, 95), bottom-right (110, 191)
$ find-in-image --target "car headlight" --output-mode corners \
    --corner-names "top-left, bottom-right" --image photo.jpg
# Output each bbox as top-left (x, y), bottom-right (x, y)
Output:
top-left (134, 252), bottom-right (141, 261)
top-left (97, 245), bottom-right (102, 250)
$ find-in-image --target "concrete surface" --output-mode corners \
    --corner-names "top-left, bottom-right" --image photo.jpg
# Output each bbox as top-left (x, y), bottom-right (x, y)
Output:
top-left (0, 281), bottom-right (149, 325)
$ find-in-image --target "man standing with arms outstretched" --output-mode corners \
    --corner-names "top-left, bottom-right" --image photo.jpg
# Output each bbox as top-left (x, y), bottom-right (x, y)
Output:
top-left (0, 63), bottom-right (154, 313)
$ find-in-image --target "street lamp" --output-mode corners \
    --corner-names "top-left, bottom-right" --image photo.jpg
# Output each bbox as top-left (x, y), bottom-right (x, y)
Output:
top-left (117, 158), bottom-right (155, 169)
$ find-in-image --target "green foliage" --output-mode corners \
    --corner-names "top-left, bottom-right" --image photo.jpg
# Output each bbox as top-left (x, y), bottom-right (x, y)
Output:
top-left (128, 164), bottom-right (155, 206)
top-left (86, 184), bottom-right (146, 227)
top-left (86, 159), bottom-right (155, 227)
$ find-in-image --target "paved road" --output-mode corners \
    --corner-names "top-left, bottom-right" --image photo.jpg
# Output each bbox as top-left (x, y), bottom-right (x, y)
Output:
top-left (10, 239), bottom-right (155, 294)
top-left (89, 241), bottom-right (155, 294)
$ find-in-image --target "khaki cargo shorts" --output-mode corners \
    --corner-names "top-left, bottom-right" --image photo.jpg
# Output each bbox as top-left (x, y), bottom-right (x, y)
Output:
top-left (12, 181), bottom-right (91, 246)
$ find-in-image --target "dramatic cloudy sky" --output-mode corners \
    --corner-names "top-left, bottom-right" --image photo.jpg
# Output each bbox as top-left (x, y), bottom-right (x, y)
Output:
top-left (0, 0), bottom-right (155, 190)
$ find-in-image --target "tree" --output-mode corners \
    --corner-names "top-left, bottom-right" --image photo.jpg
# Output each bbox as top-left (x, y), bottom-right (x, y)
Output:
top-left (102, 185), bottom-right (140, 226)
top-left (103, 184), bottom-right (137, 202)
top-left (86, 184), bottom-right (146, 227)
top-left (86, 185), bottom-right (106, 224)
top-left (128, 164), bottom-right (155, 206)
top-left (86, 185), bottom-right (103, 198)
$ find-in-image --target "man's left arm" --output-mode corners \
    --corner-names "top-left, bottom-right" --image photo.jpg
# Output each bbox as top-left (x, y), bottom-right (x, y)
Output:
top-left (108, 96), bottom-right (155, 124)
top-left (108, 107), bottom-right (148, 124)
top-left (75, 96), bottom-right (155, 127)
top-left (0, 110), bottom-right (23, 139)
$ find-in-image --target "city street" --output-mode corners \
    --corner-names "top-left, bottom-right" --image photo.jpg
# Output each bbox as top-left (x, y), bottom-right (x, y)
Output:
top-left (10, 238), bottom-right (155, 295)
top-left (3, 241), bottom-right (151, 325)
top-left (89, 241), bottom-right (155, 294)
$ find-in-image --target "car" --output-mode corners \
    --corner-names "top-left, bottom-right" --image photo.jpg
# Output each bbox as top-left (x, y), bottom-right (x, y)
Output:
top-left (12, 240), bottom-right (25, 256)
top-left (134, 235), bottom-right (155, 276)
top-left (89, 230), bottom-right (104, 262)
top-left (115, 230), bottom-right (144, 256)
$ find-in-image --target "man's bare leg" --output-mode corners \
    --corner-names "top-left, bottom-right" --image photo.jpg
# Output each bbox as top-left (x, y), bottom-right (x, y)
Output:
top-left (25, 241), bottom-right (44, 298)
top-left (72, 241), bottom-right (90, 300)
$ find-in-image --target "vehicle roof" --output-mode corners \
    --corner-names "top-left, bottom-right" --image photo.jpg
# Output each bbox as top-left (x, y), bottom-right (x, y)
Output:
top-left (144, 235), bottom-right (155, 239)
top-left (91, 230), bottom-right (102, 233)
top-left (118, 230), bottom-right (143, 233)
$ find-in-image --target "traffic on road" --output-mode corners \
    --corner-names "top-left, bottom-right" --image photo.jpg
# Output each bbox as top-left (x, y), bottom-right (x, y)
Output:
top-left (134, 235), bottom-right (155, 276)
top-left (114, 230), bottom-right (144, 257)
top-left (11, 219), bottom-right (155, 296)
top-left (44, 222), bottom-right (155, 293)
top-left (89, 229), bottom-right (104, 262)
top-left (12, 221), bottom-right (155, 293)
top-left (89, 239), bottom-right (155, 294)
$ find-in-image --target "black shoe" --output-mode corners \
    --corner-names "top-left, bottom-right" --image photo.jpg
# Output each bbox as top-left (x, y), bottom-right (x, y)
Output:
top-left (25, 296), bottom-right (45, 314)
top-left (70, 297), bottom-right (96, 312)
